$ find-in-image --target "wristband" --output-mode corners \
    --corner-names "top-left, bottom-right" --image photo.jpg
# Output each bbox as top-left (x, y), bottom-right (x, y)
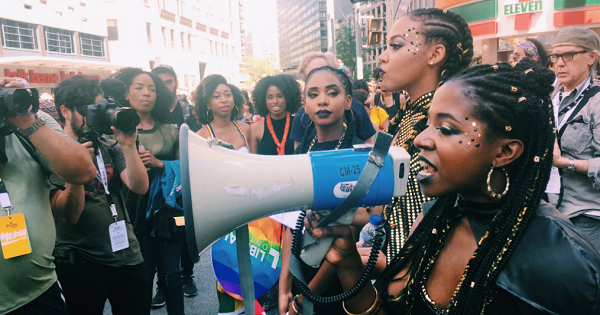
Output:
top-left (18, 115), bottom-right (45, 137)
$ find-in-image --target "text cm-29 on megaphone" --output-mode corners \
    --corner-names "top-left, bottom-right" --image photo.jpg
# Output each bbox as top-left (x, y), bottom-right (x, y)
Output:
top-left (179, 124), bottom-right (410, 264)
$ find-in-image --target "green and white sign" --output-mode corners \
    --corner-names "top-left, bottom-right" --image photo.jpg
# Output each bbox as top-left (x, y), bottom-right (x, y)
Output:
top-left (504, 0), bottom-right (543, 16)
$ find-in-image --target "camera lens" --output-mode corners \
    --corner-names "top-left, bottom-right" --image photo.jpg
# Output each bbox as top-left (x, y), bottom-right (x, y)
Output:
top-left (109, 108), bottom-right (140, 135)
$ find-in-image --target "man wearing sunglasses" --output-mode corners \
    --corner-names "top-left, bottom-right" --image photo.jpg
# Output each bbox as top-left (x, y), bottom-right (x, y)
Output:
top-left (51, 75), bottom-right (151, 314)
top-left (547, 26), bottom-right (600, 254)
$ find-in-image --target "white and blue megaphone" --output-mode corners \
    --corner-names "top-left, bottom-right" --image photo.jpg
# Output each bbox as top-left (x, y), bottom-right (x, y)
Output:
top-left (179, 124), bottom-right (410, 263)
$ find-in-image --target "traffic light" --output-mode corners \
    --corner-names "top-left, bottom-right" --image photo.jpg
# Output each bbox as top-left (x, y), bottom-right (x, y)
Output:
top-left (367, 18), bottom-right (383, 45)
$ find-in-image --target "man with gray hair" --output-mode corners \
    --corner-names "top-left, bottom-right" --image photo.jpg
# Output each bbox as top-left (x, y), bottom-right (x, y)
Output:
top-left (549, 26), bottom-right (600, 253)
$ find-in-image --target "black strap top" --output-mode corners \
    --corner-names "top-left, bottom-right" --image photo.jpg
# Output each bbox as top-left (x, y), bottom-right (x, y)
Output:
top-left (256, 115), bottom-right (295, 155)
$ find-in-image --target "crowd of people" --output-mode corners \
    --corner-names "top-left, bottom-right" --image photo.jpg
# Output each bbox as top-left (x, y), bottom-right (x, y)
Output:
top-left (2, 7), bottom-right (600, 315)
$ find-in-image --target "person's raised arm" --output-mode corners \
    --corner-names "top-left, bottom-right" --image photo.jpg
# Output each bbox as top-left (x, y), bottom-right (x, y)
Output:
top-left (1, 77), bottom-right (95, 184)
top-left (113, 128), bottom-right (148, 194)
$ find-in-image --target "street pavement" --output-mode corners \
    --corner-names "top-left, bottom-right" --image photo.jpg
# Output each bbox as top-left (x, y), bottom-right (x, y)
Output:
top-left (103, 250), bottom-right (218, 315)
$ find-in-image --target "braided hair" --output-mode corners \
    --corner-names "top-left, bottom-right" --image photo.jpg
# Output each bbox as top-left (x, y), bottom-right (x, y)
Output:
top-left (387, 8), bottom-right (473, 137)
top-left (379, 58), bottom-right (556, 314)
top-left (295, 66), bottom-right (357, 153)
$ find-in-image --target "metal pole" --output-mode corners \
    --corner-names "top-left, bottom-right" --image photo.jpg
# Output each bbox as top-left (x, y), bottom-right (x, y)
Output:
top-left (355, 3), bottom-right (363, 80)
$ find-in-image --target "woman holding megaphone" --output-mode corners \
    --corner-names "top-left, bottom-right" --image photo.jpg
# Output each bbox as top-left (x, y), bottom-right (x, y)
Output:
top-left (304, 60), bottom-right (600, 315)
top-left (282, 66), bottom-right (377, 315)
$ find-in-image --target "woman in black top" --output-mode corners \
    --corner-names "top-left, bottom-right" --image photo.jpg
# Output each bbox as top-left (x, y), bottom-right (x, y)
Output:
top-left (249, 74), bottom-right (301, 155)
top-left (304, 60), bottom-right (600, 315)
top-left (283, 66), bottom-right (365, 315)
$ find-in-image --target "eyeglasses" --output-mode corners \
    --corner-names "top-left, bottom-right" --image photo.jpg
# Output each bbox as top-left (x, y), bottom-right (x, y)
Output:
top-left (549, 50), bottom-right (588, 63)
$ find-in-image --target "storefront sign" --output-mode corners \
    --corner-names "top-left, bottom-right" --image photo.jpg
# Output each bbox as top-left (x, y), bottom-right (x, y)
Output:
top-left (3, 69), bottom-right (87, 84)
top-left (504, 0), bottom-right (542, 16)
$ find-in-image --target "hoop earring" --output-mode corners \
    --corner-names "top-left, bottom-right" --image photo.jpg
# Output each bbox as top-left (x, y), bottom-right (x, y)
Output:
top-left (344, 109), bottom-right (354, 124)
top-left (486, 167), bottom-right (509, 200)
top-left (301, 111), bottom-right (313, 128)
top-left (207, 110), bottom-right (213, 122)
top-left (231, 106), bottom-right (240, 121)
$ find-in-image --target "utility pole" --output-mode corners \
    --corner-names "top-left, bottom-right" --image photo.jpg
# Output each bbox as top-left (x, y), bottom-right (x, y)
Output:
top-left (354, 3), bottom-right (363, 79)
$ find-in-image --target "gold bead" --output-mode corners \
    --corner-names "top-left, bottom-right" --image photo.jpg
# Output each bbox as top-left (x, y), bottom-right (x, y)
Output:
top-left (534, 156), bottom-right (540, 162)
top-left (518, 97), bottom-right (527, 103)
top-left (511, 86), bottom-right (518, 93)
top-left (525, 69), bottom-right (533, 74)
top-left (505, 126), bottom-right (512, 132)
top-left (492, 65), bottom-right (498, 71)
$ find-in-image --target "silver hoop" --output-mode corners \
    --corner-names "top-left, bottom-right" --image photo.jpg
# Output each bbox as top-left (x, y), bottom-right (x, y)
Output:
top-left (486, 167), bottom-right (509, 200)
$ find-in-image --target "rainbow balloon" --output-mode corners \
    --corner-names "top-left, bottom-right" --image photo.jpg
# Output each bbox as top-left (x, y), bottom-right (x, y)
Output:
top-left (212, 217), bottom-right (284, 300)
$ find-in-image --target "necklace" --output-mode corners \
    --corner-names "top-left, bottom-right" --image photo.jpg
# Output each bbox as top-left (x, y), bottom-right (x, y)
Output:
top-left (307, 124), bottom-right (347, 152)
top-left (266, 112), bottom-right (290, 155)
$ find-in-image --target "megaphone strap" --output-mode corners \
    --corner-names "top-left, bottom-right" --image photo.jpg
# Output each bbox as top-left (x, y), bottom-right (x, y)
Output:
top-left (235, 224), bottom-right (256, 315)
top-left (317, 132), bottom-right (394, 228)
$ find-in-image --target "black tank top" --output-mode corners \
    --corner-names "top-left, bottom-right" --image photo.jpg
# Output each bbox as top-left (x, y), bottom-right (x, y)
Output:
top-left (257, 115), bottom-right (295, 155)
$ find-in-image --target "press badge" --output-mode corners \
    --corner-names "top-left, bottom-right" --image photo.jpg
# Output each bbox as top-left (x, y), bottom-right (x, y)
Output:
top-left (0, 214), bottom-right (32, 259)
top-left (109, 220), bottom-right (129, 252)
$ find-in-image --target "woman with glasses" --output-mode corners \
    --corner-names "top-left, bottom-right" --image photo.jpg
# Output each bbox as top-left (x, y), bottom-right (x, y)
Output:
top-left (508, 38), bottom-right (549, 67)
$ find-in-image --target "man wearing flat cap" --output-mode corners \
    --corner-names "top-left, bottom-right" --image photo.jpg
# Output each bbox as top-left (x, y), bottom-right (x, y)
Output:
top-left (549, 26), bottom-right (600, 253)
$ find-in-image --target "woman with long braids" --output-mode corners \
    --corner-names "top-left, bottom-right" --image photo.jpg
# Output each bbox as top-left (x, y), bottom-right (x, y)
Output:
top-left (282, 66), bottom-right (367, 315)
top-left (195, 74), bottom-right (251, 152)
top-left (305, 59), bottom-right (600, 314)
top-left (249, 74), bottom-right (301, 155)
top-left (380, 8), bottom-right (474, 261)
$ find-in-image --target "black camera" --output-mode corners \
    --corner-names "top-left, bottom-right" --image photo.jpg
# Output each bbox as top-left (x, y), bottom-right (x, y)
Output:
top-left (83, 98), bottom-right (139, 137)
top-left (0, 88), bottom-right (39, 117)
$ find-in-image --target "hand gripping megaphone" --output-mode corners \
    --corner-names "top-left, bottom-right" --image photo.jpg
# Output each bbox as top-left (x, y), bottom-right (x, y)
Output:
top-left (179, 124), bottom-right (410, 264)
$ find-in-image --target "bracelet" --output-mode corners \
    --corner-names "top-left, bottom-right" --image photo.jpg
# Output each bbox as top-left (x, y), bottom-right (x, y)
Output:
top-left (18, 115), bottom-right (45, 137)
top-left (293, 294), bottom-right (303, 310)
top-left (343, 287), bottom-right (381, 315)
top-left (291, 298), bottom-right (301, 314)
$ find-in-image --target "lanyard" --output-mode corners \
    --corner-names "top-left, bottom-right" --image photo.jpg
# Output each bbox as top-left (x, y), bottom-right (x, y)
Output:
top-left (96, 148), bottom-right (117, 220)
top-left (557, 79), bottom-right (591, 130)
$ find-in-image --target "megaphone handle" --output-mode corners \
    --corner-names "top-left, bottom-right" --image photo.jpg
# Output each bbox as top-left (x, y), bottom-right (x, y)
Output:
top-left (299, 208), bottom-right (357, 268)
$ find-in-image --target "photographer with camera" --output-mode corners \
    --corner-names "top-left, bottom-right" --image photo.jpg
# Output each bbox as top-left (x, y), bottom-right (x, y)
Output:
top-left (49, 75), bottom-right (150, 315)
top-left (0, 77), bottom-right (96, 315)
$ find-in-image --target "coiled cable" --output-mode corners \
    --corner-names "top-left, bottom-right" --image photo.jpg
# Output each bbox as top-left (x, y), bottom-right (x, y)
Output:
top-left (291, 210), bottom-right (384, 305)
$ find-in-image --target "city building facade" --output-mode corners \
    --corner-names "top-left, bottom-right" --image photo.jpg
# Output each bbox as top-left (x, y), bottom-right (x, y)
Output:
top-left (0, 0), bottom-right (117, 94)
top-left (277, 0), bottom-right (353, 76)
top-left (437, 0), bottom-right (600, 64)
top-left (103, 0), bottom-right (243, 92)
top-left (241, 0), bottom-right (280, 63)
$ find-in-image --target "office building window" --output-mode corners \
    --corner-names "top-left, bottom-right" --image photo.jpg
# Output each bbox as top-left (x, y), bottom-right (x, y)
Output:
top-left (80, 33), bottom-right (105, 57)
top-left (45, 27), bottom-right (73, 53)
top-left (188, 33), bottom-right (192, 51)
top-left (161, 26), bottom-right (167, 45)
top-left (146, 22), bottom-right (152, 43)
top-left (106, 20), bottom-right (118, 40)
top-left (170, 29), bottom-right (175, 47)
top-left (149, 60), bottom-right (155, 69)
top-left (181, 31), bottom-right (185, 49)
top-left (1, 19), bottom-right (37, 50)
